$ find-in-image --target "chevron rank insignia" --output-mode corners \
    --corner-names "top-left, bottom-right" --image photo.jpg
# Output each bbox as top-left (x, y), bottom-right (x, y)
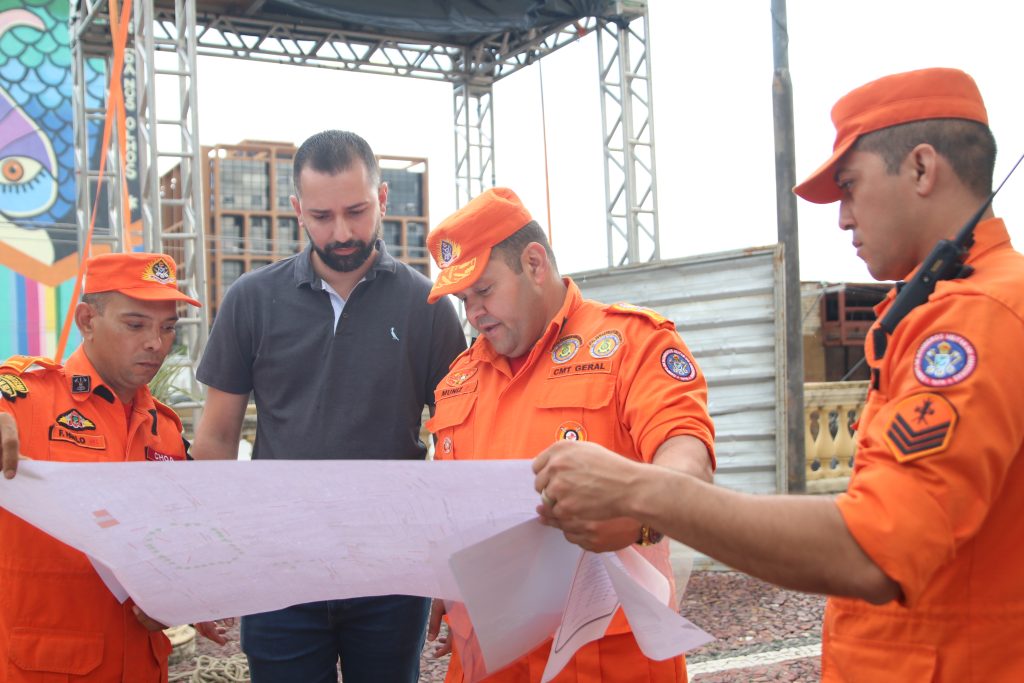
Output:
top-left (884, 392), bottom-right (958, 463)
top-left (0, 374), bottom-right (28, 402)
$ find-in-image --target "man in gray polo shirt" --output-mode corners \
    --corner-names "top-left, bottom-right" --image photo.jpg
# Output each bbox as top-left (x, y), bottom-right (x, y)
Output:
top-left (192, 130), bottom-right (466, 683)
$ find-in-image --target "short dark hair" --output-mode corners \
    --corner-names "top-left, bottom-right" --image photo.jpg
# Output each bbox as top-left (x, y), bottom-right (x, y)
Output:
top-left (493, 220), bottom-right (558, 273)
top-left (853, 118), bottom-right (996, 198)
top-left (81, 292), bottom-right (109, 312)
top-left (293, 130), bottom-right (380, 195)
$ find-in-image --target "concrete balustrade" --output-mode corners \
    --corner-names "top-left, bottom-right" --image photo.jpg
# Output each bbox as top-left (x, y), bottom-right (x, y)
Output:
top-left (804, 381), bottom-right (869, 494)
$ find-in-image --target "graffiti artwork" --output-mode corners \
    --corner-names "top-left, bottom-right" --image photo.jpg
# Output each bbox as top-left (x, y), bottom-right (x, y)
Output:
top-left (0, 0), bottom-right (108, 358)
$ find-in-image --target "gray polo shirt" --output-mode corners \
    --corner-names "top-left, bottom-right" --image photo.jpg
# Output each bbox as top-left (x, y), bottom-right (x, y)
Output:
top-left (197, 242), bottom-right (466, 460)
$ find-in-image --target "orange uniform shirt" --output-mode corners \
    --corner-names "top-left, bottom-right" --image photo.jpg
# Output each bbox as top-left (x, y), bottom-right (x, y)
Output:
top-left (428, 279), bottom-right (716, 683)
top-left (825, 219), bottom-right (1024, 682)
top-left (0, 348), bottom-right (187, 682)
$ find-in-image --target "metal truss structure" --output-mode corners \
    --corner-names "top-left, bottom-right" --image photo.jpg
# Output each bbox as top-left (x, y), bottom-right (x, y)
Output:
top-left (69, 0), bottom-right (661, 373)
top-left (70, 0), bottom-right (121, 256)
top-left (597, 9), bottom-right (659, 266)
top-left (453, 83), bottom-right (495, 210)
top-left (71, 0), bottom-right (209, 422)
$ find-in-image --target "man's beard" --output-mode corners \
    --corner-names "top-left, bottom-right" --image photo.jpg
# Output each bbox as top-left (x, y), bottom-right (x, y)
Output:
top-left (308, 223), bottom-right (380, 273)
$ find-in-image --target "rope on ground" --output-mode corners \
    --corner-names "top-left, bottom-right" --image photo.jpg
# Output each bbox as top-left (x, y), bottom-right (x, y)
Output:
top-left (168, 654), bottom-right (250, 683)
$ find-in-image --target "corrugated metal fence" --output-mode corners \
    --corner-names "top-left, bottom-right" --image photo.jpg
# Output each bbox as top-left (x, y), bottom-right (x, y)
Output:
top-left (573, 245), bottom-right (787, 495)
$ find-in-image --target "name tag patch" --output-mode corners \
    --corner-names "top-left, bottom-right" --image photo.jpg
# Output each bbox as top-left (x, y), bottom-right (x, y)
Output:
top-left (438, 380), bottom-right (478, 400)
top-left (146, 447), bottom-right (182, 461)
top-left (549, 361), bottom-right (611, 379)
top-left (49, 426), bottom-right (106, 450)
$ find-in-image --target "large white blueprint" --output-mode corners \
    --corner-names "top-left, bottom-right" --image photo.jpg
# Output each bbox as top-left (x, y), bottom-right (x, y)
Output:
top-left (0, 459), bottom-right (712, 677)
top-left (0, 459), bottom-right (538, 626)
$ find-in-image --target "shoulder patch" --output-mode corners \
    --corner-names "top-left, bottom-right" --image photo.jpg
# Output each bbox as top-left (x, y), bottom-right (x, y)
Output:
top-left (884, 393), bottom-right (958, 463)
top-left (660, 348), bottom-right (697, 382)
top-left (0, 374), bottom-right (28, 402)
top-left (913, 332), bottom-right (976, 387)
top-left (606, 303), bottom-right (674, 329)
top-left (0, 355), bottom-right (61, 375)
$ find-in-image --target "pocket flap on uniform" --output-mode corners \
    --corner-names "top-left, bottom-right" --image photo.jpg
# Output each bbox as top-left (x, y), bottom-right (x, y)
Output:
top-left (536, 374), bottom-right (615, 410)
top-left (427, 391), bottom-right (478, 432)
top-left (8, 627), bottom-right (104, 675)
top-left (826, 633), bottom-right (937, 683)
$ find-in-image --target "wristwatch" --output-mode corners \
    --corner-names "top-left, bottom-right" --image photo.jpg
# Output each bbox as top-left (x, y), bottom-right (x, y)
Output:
top-left (636, 524), bottom-right (664, 546)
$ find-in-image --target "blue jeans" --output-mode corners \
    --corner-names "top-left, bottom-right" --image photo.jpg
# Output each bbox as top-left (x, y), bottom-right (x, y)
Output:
top-left (240, 595), bottom-right (430, 683)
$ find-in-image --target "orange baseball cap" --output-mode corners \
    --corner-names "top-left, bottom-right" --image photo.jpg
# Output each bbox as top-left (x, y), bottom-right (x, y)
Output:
top-left (83, 252), bottom-right (202, 307)
top-left (794, 68), bottom-right (988, 204)
top-left (426, 187), bottom-right (533, 303)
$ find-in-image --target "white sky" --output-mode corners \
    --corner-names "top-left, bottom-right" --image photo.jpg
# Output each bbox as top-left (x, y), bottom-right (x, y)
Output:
top-left (176, 0), bottom-right (1024, 283)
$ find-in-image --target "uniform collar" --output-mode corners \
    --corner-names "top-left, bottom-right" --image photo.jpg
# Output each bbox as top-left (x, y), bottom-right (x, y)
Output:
top-left (963, 216), bottom-right (1011, 263)
top-left (65, 347), bottom-right (156, 411)
top-left (874, 217), bottom-right (1010, 316)
top-left (294, 239), bottom-right (396, 290)
top-left (469, 277), bottom-right (582, 369)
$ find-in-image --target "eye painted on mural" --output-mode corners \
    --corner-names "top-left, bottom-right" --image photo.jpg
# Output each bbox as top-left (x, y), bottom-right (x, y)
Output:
top-left (2, 157), bottom-right (25, 181)
top-left (0, 155), bottom-right (55, 213)
top-left (0, 90), bottom-right (58, 219)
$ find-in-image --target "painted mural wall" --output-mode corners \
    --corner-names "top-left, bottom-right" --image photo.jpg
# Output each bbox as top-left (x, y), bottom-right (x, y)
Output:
top-left (0, 0), bottom-right (107, 360)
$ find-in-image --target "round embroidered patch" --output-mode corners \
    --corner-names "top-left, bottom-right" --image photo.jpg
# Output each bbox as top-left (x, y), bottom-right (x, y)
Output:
top-left (660, 348), bottom-right (696, 382)
top-left (914, 332), bottom-right (977, 387)
top-left (556, 421), bottom-right (587, 442)
top-left (589, 331), bottom-right (622, 359)
top-left (551, 335), bottom-right (582, 364)
top-left (445, 366), bottom-right (478, 387)
top-left (442, 437), bottom-right (453, 454)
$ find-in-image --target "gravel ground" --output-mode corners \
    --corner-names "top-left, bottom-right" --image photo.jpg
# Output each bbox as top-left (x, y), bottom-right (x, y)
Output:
top-left (170, 571), bottom-right (826, 682)
top-left (682, 571), bottom-right (825, 682)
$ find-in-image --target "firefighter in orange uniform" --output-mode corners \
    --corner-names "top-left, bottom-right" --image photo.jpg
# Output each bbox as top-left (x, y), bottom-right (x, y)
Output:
top-left (534, 68), bottom-right (1024, 682)
top-left (0, 252), bottom-right (224, 682)
top-left (423, 188), bottom-right (716, 683)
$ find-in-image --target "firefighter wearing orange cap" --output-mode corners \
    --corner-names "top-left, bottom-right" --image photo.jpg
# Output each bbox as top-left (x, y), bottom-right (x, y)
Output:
top-left (0, 252), bottom-right (226, 681)
top-left (424, 188), bottom-right (716, 683)
top-left (533, 67), bottom-right (1024, 681)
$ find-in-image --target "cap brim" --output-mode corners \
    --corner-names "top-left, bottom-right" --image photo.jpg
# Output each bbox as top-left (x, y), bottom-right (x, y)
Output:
top-left (427, 250), bottom-right (491, 304)
top-left (121, 286), bottom-right (202, 308)
top-left (793, 135), bottom-right (857, 204)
